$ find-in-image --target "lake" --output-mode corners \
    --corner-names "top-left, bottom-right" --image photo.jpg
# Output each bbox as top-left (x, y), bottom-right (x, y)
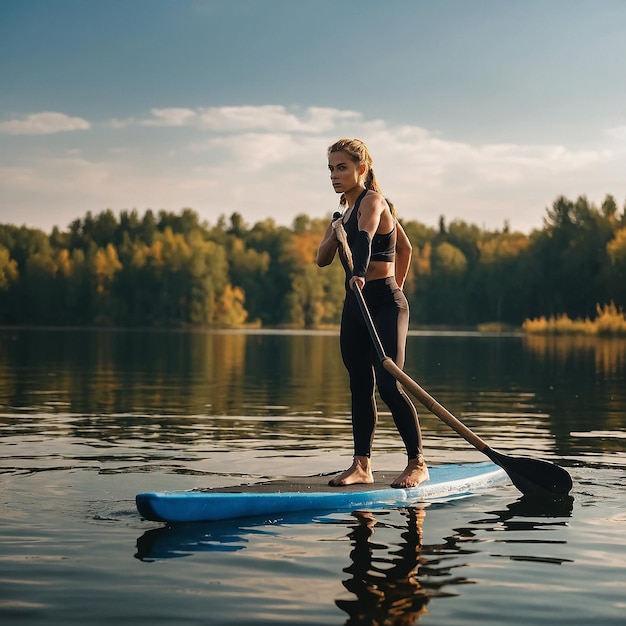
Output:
top-left (1, 328), bottom-right (625, 625)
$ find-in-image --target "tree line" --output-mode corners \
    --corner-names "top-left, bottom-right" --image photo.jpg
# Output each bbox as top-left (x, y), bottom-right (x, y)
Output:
top-left (1, 194), bottom-right (625, 328)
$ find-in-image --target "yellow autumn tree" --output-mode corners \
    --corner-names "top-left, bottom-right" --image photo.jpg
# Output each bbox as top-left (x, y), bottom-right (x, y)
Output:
top-left (0, 246), bottom-right (18, 289)
top-left (91, 243), bottom-right (122, 294)
top-left (214, 283), bottom-right (248, 327)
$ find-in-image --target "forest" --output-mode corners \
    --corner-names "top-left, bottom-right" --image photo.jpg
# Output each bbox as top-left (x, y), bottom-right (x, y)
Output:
top-left (1, 194), bottom-right (625, 329)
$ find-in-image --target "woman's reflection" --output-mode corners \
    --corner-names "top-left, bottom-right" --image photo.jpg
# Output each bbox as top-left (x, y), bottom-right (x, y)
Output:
top-left (134, 495), bottom-right (574, 625)
top-left (336, 507), bottom-right (430, 625)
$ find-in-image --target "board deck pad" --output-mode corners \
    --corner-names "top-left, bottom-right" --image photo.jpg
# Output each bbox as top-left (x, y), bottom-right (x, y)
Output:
top-left (136, 462), bottom-right (508, 523)
top-left (207, 470), bottom-right (427, 493)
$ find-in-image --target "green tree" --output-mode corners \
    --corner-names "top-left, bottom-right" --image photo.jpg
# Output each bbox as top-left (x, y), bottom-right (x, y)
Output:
top-left (533, 196), bottom-right (613, 318)
top-left (243, 218), bottom-right (293, 325)
top-left (607, 227), bottom-right (626, 307)
top-left (140, 210), bottom-right (158, 244)
top-left (477, 231), bottom-right (530, 323)
top-left (423, 242), bottom-right (468, 324)
top-left (2, 197), bottom-right (625, 329)
top-left (228, 237), bottom-right (270, 325)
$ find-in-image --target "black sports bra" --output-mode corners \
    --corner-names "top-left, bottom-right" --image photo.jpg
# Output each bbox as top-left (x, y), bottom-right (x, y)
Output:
top-left (343, 189), bottom-right (397, 262)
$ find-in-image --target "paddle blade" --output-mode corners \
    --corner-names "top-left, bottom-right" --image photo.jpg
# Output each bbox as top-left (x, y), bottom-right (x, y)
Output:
top-left (484, 447), bottom-right (573, 496)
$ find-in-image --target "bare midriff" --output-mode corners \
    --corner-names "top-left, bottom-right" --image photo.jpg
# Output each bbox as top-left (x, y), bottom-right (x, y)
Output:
top-left (365, 260), bottom-right (394, 281)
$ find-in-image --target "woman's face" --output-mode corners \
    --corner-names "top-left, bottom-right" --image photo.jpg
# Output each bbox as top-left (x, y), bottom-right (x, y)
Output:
top-left (328, 151), bottom-right (363, 194)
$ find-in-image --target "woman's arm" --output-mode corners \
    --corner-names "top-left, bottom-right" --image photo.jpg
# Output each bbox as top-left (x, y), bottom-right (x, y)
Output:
top-left (347, 194), bottom-right (385, 288)
top-left (395, 221), bottom-right (412, 289)
top-left (316, 219), bottom-right (339, 267)
top-left (356, 194), bottom-right (385, 238)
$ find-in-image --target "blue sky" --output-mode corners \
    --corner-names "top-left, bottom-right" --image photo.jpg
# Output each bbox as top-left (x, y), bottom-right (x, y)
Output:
top-left (1, 0), bottom-right (625, 234)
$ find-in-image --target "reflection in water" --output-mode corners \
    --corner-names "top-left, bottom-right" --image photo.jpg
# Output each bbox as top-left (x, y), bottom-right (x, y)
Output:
top-left (0, 328), bottom-right (346, 417)
top-left (521, 335), bottom-right (626, 455)
top-left (487, 494), bottom-right (574, 526)
top-left (450, 495), bottom-right (574, 569)
top-left (3, 329), bottom-right (625, 466)
top-left (524, 334), bottom-right (626, 377)
top-left (337, 508), bottom-right (430, 625)
top-left (136, 521), bottom-right (256, 560)
top-left (134, 508), bottom-right (433, 624)
top-left (134, 495), bottom-right (574, 625)
top-left (3, 327), bottom-right (625, 625)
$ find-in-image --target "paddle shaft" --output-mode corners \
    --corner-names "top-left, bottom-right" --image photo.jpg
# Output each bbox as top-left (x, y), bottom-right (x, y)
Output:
top-left (352, 284), bottom-right (489, 452)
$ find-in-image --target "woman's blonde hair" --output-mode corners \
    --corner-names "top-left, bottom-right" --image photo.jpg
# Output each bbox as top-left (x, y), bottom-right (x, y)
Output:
top-left (328, 138), bottom-right (382, 207)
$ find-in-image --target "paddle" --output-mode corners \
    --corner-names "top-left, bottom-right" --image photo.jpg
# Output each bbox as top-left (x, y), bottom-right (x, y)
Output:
top-left (331, 211), bottom-right (573, 496)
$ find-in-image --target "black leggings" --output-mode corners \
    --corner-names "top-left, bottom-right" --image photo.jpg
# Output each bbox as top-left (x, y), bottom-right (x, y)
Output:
top-left (340, 277), bottom-right (422, 459)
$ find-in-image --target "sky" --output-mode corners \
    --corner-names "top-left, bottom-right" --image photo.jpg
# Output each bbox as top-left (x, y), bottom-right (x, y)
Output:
top-left (1, 0), bottom-right (626, 235)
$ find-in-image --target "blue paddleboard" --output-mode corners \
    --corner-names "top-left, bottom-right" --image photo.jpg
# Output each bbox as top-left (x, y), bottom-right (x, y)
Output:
top-left (136, 462), bottom-right (508, 523)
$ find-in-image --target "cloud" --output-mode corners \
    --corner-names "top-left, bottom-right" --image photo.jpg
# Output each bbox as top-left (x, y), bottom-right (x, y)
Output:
top-left (142, 108), bottom-right (198, 127)
top-left (354, 124), bottom-right (612, 195)
top-left (2, 105), bottom-right (625, 234)
top-left (196, 105), bottom-right (361, 133)
top-left (0, 112), bottom-right (90, 135)
top-left (110, 105), bottom-right (362, 133)
top-left (606, 125), bottom-right (626, 142)
top-left (0, 157), bottom-right (111, 194)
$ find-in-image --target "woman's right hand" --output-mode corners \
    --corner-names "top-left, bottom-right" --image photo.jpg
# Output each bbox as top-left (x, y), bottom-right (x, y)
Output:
top-left (349, 275), bottom-right (365, 291)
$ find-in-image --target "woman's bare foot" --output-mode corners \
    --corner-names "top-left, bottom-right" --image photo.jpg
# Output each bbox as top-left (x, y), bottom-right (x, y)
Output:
top-left (391, 456), bottom-right (429, 488)
top-left (328, 455), bottom-right (374, 486)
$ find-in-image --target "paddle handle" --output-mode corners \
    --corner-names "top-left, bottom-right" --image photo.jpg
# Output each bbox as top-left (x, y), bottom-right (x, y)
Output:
top-left (351, 282), bottom-right (490, 453)
top-left (332, 211), bottom-right (354, 271)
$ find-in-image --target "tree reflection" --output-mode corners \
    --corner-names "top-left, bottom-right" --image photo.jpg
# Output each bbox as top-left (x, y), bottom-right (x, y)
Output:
top-left (524, 334), bottom-right (626, 377)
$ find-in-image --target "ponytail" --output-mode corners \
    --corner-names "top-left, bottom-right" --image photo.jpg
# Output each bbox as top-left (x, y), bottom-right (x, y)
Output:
top-left (364, 168), bottom-right (381, 193)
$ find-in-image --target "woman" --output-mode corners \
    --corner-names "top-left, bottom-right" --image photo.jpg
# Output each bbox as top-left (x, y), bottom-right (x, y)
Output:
top-left (317, 138), bottom-right (429, 488)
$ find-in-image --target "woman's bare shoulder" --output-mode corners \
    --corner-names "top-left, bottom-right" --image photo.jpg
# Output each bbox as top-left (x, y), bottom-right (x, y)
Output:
top-left (359, 190), bottom-right (387, 213)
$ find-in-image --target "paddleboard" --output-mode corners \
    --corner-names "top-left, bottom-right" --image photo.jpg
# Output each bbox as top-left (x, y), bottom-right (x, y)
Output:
top-left (136, 462), bottom-right (508, 523)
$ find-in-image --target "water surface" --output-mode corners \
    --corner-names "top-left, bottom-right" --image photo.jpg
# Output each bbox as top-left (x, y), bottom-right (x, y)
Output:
top-left (1, 329), bottom-right (625, 624)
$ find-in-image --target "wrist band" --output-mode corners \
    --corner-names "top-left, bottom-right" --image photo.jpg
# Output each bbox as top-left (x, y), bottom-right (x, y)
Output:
top-left (352, 230), bottom-right (371, 278)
